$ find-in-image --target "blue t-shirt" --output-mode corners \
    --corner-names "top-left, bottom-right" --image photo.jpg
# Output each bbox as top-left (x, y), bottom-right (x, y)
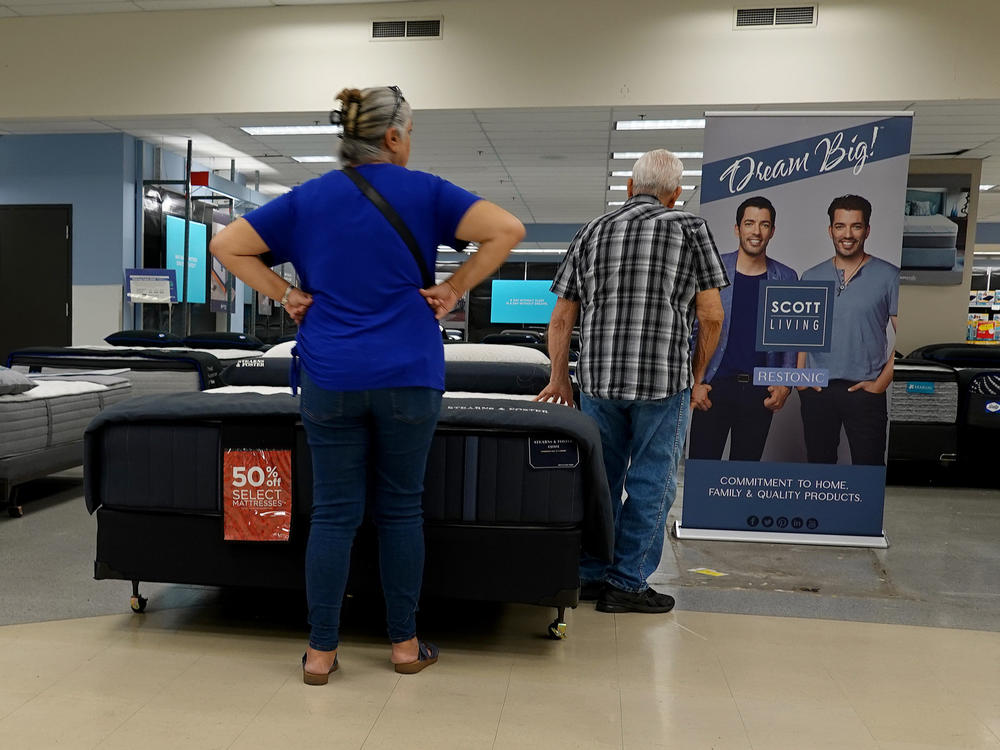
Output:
top-left (715, 270), bottom-right (767, 378)
top-left (801, 255), bottom-right (899, 382)
top-left (245, 164), bottom-right (479, 391)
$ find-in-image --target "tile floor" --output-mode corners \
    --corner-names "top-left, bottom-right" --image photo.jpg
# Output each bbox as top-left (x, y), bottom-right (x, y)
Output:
top-left (1, 595), bottom-right (999, 749)
top-left (2, 471), bottom-right (999, 749)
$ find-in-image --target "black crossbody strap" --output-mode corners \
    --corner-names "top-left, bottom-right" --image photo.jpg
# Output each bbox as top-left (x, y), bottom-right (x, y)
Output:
top-left (342, 166), bottom-right (434, 288)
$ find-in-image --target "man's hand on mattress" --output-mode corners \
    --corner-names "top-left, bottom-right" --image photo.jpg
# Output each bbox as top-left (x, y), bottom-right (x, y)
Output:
top-left (420, 280), bottom-right (462, 321)
top-left (283, 288), bottom-right (314, 324)
top-left (534, 378), bottom-right (575, 408)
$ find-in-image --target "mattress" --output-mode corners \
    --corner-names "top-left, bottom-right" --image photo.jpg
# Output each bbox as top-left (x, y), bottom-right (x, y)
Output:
top-left (6, 346), bottom-right (241, 396)
top-left (902, 214), bottom-right (959, 248)
top-left (901, 246), bottom-right (956, 270)
top-left (84, 391), bottom-right (613, 561)
top-left (0, 376), bottom-right (131, 460)
top-left (890, 361), bottom-right (958, 423)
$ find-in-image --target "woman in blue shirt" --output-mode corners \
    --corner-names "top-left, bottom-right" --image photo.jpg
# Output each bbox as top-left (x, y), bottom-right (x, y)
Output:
top-left (211, 86), bottom-right (523, 682)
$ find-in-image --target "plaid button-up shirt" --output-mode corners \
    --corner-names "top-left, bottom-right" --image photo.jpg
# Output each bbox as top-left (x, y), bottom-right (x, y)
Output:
top-left (551, 194), bottom-right (729, 401)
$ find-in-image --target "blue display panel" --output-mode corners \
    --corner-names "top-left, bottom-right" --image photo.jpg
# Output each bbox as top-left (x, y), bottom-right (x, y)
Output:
top-left (490, 280), bottom-right (557, 324)
top-left (166, 214), bottom-right (208, 304)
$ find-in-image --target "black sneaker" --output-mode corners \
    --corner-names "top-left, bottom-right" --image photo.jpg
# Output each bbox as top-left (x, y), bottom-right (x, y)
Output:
top-left (596, 584), bottom-right (675, 614)
top-left (579, 580), bottom-right (605, 601)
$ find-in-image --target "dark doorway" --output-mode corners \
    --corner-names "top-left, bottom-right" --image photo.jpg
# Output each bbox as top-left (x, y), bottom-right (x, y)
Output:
top-left (0, 205), bottom-right (73, 363)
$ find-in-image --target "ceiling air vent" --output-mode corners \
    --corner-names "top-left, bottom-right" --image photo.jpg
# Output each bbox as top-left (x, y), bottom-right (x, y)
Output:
top-left (735, 5), bottom-right (817, 29)
top-left (371, 17), bottom-right (443, 41)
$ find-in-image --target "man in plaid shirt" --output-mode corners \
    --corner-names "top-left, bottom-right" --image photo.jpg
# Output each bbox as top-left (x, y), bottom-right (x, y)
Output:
top-left (537, 149), bottom-right (728, 614)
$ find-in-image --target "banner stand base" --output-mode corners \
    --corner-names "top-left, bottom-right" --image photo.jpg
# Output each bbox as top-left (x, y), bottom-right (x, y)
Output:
top-left (673, 521), bottom-right (889, 549)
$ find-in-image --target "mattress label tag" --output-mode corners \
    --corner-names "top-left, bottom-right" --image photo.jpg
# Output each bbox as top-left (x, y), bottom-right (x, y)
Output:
top-left (905, 381), bottom-right (936, 395)
top-left (223, 448), bottom-right (293, 541)
top-left (528, 437), bottom-right (580, 469)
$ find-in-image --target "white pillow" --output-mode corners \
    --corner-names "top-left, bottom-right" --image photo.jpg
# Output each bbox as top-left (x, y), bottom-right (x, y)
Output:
top-left (0, 366), bottom-right (37, 395)
top-left (444, 343), bottom-right (549, 364)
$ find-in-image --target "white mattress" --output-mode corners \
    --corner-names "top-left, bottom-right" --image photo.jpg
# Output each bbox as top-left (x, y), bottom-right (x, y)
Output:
top-left (444, 343), bottom-right (549, 364)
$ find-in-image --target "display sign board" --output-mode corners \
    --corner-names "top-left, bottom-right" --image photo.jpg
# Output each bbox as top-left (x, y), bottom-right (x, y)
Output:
top-left (679, 111), bottom-right (913, 548)
top-left (491, 280), bottom-right (557, 324)
top-left (223, 448), bottom-right (293, 542)
top-left (124, 268), bottom-right (177, 303)
top-left (166, 214), bottom-right (208, 304)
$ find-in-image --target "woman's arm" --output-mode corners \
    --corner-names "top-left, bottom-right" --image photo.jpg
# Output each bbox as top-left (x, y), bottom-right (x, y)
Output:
top-left (419, 200), bottom-right (525, 320)
top-left (210, 218), bottom-right (313, 323)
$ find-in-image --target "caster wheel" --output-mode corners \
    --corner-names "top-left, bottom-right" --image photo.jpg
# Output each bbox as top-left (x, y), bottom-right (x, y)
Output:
top-left (130, 595), bottom-right (148, 613)
top-left (7, 505), bottom-right (23, 518)
top-left (547, 619), bottom-right (567, 640)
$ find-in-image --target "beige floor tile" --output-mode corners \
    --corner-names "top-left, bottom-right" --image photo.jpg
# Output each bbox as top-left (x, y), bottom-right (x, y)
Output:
top-left (876, 743), bottom-right (1000, 750)
top-left (619, 686), bottom-right (751, 749)
top-left (851, 697), bottom-right (1000, 748)
top-left (0, 689), bottom-right (39, 721)
top-left (0, 636), bottom-right (111, 694)
top-left (0, 692), bottom-right (142, 750)
top-left (361, 672), bottom-right (507, 750)
top-left (43, 641), bottom-right (202, 702)
top-left (736, 696), bottom-right (879, 749)
top-left (229, 714), bottom-right (374, 750)
top-left (95, 710), bottom-right (248, 750)
top-left (718, 651), bottom-right (852, 706)
top-left (493, 677), bottom-right (622, 749)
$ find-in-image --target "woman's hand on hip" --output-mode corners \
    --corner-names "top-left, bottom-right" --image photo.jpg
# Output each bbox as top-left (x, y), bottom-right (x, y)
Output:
top-left (419, 279), bottom-right (462, 321)
top-left (283, 288), bottom-right (314, 324)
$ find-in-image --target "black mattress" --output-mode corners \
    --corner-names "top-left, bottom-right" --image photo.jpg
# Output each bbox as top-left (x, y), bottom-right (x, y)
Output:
top-left (84, 391), bottom-right (612, 609)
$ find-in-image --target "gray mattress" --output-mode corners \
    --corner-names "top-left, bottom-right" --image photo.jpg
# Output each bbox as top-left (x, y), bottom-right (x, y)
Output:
top-left (902, 214), bottom-right (959, 248)
top-left (0, 379), bottom-right (132, 460)
top-left (890, 361), bottom-right (958, 424)
top-left (12, 364), bottom-right (200, 398)
top-left (901, 245), bottom-right (957, 270)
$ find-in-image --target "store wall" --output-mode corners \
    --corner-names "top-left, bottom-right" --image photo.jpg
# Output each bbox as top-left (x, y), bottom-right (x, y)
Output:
top-left (0, 0), bottom-right (998, 118)
top-left (0, 133), bottom-right (136, 344)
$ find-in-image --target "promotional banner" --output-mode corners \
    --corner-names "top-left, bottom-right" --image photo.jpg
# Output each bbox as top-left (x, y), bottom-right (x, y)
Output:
top-left (223, 448), bottom-right (293, 542)
top-left (678, 112), bottom-right (912, 547)
top-left (166, 214), bottom-right (208, 304)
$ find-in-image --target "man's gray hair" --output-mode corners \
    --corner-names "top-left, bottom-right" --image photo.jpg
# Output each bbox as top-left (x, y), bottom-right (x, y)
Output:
top-left (336, 86), bottom-right (413, 165)
top-left (631, 149), bottom-right (684, 198)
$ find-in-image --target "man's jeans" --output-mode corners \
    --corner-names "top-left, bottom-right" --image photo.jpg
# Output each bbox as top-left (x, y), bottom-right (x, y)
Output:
top-left (579, 389), bottom-right (690, 593)
top-left (300, 369), bottom-right (442, 651)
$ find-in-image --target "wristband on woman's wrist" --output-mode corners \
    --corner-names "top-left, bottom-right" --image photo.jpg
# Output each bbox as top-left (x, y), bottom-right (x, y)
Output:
top-left (445, 279), bottom-right (462, 297)
top-left (279, 284), bottom-right (294, 306)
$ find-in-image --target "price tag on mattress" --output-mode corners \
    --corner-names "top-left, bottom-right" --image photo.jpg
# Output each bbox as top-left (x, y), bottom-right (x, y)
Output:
top-left (528, 437), bottom-right (580, 469)
top-left (223, 449), bottom-right (293, 541)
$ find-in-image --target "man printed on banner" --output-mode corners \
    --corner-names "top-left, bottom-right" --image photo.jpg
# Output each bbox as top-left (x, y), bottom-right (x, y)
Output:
top-left (796, 194), bottom-right (899, 466)
top-left (688, 195), bottom-right (798, 461)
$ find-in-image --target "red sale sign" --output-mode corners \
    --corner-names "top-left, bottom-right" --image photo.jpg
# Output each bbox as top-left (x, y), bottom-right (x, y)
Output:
top-left (223, 449), bottom-right (293, 541)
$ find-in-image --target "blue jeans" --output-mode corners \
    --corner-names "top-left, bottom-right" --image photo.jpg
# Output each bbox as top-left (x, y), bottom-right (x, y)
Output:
top-left (300, 369), bottom-right (442, 651)
top-left (579, 389), bottom-right (690, 593)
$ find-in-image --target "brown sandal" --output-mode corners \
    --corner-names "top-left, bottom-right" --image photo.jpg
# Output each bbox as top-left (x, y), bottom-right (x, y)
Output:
top-left (302, 652), bottom-right (339, 685)
top-left (394, 641), bottom-right (439, 674)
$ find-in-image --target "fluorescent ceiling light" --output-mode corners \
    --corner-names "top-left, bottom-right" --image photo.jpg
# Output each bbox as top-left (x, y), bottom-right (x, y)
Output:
top-left (612, 151), bottom-right (703, 159)
top-left (981, 184), bottom-right (996, 191)
top-left (615, 119), bottom-right (705, 131)
top-left (611, 169), bottom-right (702, 177)
top-left (292, 155), bottom-right (338, 163)
top-left (241, 125), bottom-right (343, 136)
top-left (609, 184), bottom-right (695, 191)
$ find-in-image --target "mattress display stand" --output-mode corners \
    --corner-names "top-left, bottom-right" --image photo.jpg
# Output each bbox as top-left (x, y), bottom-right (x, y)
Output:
top-left (1, 442), bottom-right (84, 518)
top-left (673, 521), bottom-right (889, 548)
